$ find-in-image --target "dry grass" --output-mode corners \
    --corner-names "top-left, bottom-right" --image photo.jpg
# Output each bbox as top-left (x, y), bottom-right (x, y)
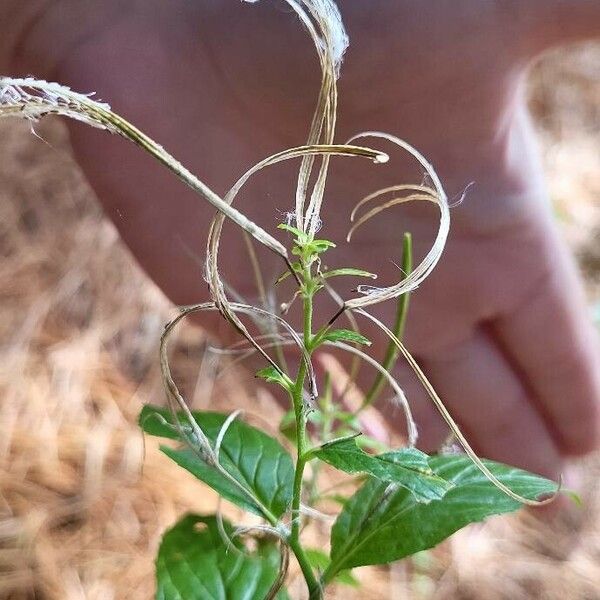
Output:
top-left (0, 43), bottom-right (599, 599)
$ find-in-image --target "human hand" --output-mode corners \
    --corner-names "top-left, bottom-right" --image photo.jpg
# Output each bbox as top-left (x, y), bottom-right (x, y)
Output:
top-left (9, 0), bottom-right (600, 479)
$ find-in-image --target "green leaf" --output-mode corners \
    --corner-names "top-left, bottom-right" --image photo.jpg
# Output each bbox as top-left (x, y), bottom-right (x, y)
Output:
top-left (321, 329), bottom-right (371, 346)
top-left (322, 268), bottom-right (377, 280)
top-left (310, 239), bottom-right (336, 253)
top-left (277, 223), bottom-right (310, 247)
top-left (354, 434), bottom-right (390, 454)
top-left (277, 223), bottom-right (306, 239)
top-left (314, 438), bottom-right (452, 503)
top-left (256, 366), bottom-right (294, 392)
top-left (305, 548), bottom-right (359, 588)
top-left (156, 514), bottom-right (288, 600)
top-left (275, 262), bottom-right (301, 285)
top-left (292, 238), bottom-right (336, 259)
top-left (139, 406), bottom-right (294, 520)
top-left (327, 455), bottom-right (559, 575)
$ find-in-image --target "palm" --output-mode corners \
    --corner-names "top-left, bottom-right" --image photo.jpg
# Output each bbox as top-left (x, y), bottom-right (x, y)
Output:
top-left (48, 0), bottom-right (599, 478)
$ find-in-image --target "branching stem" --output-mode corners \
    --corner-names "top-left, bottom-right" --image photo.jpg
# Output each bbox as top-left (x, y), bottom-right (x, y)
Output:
top-left (362, 232), bottom-right (413, 408)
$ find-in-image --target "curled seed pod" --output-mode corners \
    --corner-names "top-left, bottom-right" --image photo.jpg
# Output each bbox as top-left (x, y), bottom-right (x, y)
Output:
top-left (353, 308), bottom-right (560, 507)
top-left (205, 143), bottom-right (387, 395)
top-left (0, 77), bottom-right (286, 260)
top-left (342, 131), bottom-right (450, 310)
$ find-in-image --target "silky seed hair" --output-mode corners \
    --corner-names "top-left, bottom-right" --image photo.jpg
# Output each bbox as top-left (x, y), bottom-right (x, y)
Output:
top-left (0, 77), bottom-right (287, 259)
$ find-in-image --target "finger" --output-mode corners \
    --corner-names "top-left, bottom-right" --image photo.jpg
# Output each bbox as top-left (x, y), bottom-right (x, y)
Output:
top-left (420, 328), bottom-right (563, 479)
top-left (494, 249), bottom-right (600, 456)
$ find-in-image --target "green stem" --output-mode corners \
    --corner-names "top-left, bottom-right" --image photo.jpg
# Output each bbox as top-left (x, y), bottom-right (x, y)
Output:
top-left (287, 261), bottom-right (322, 599)
top-left (289, 536), bottom-right (322, 599)
top-left (303, 282), bottom-right (314, 348)
top-left (291, 367), bottom-right (308, 546)
top-left (290, 443), bottom-right (321, 597)
top-left (362, 232), bottom-right (413, 408)
top-left (307, 375), bottom-right (333, 504)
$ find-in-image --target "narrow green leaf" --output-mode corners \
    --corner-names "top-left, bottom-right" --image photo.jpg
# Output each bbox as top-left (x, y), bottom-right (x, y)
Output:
top-left (277, 222), bottom-right (306, 242)
top-left (291, 238), bottom-right (336, 259)
top-left (321, 329), bottom-right (371, 346)
top-left (275, 262), bottom-right (301, 285)
top-left (139, 406), bottom-right (294, 519)
top-left (311, 239), bottom-right (336, 253)
top-left (156, 514), bottom-right (288, 600)
top-left (305, 548), bottom-right (359, 588)
top-left (256, 366), bottom-right (294, 392)
top-left (327, 455), bottom-right (559, 575)
top-left (314, 438), bottom-right (452, 503)
top-left (322, 268), bottom-right (377, 280)
top-left (354, 434), bottom-right (391, 454)
top-left (275, 270), bottom-right (292, 285)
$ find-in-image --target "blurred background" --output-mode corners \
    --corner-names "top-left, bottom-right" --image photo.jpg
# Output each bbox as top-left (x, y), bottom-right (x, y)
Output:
top-left (0, 43), bottom-right (599, 599)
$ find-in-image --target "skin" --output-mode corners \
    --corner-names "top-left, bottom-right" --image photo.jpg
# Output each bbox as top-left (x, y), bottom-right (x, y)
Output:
top-left (3, 0), bottom-right (600, 480)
